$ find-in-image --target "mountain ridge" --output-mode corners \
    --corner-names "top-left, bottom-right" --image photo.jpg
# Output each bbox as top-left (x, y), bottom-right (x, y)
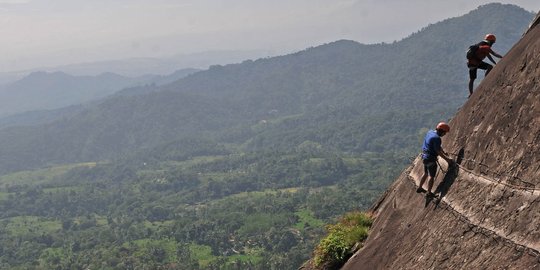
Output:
top-left (0, 3), bottom-right (532, 174)
top-left (0, 68), bottom-right (200, 119)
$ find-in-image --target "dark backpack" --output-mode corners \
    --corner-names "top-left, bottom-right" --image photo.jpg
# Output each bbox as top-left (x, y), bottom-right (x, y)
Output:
top-left (466, 41), bottom-right (489, 60)
top-left (466, 43), bottom-right (480, 60)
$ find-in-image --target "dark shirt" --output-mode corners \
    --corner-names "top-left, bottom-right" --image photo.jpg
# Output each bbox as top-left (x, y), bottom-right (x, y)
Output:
top-left (468, 41), bottom-right (494, 66)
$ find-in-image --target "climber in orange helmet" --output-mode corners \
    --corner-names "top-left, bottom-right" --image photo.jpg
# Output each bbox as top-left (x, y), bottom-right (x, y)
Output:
top-left (466, 34), bottom-right (503, 97)
top-left (417, 122), bottom-right (454, 197)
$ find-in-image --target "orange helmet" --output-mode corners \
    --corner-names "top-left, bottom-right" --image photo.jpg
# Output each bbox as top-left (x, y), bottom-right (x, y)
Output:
top-left (436, 122), bottom-right (450, 133)
top-left (485, 34), bottom-right (496, 43)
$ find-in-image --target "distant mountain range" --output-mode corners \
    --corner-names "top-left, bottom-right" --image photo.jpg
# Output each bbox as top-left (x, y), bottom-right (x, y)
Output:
top-left (0, 3), bottom-right (533, 174)
top-left (0, 50), bottom-right (273, 85)
top-left (0, 68), bottom-right (199, 118)
top-left (50, 50), bottom-right (274, 76)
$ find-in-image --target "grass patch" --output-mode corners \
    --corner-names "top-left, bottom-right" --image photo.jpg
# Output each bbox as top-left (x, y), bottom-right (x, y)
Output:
top-left (0, 191), bottom-right (9, 201)
top-left (313, 211), bottom-right (373, 269)
top-left (237, 213), bottom-right (289, 235)
top-left (295, 209), bottom-right (325, 230)
top-left (224, 187), bottom-right (298, 199)
top-left (2, 216), bottom-right (61, 237)
top-left (143, 220), bottom-right (174, 230)
top-left (42, 186), bottom-right (84, 193)
top-left (0, 162), bottom-right (98, 188)
top-left (170, 155), bottom-right (228, 168)
top-left (227, 248), bottom-right (264, 265)
top-left (95, 215), bottom-right (108, 226)
top-left (190, 243), bottom-right (216, 267)
top-left (39, 247), bottom-right (67, 266)
top-left (72, 214), bottom-right (108, 228)
top-left (129, 238), bottom-right (179, 263)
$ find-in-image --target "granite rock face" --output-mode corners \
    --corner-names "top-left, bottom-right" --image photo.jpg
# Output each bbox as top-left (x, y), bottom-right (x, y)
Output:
top-left (342, 12), bottom-right (540, 270)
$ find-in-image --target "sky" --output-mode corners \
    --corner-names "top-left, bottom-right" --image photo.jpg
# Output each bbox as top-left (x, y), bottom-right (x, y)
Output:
top-left (0, 0), bottom-right (539, 73)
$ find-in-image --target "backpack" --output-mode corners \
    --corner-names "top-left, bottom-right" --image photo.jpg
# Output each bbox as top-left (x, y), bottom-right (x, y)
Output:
top-left (466, 43), bottom-right (480, 60)
top-left (466, 41), bottom-right (489, 60)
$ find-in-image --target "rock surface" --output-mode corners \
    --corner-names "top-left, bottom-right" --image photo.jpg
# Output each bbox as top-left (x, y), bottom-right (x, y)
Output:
top-left (341, 12), bottom-right (540, 270)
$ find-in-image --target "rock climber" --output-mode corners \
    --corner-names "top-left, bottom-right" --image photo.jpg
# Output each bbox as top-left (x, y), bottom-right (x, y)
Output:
top-left (417, 122), bottom-right (453, 197)
top-left (467, 34), bottom-right (503, 97)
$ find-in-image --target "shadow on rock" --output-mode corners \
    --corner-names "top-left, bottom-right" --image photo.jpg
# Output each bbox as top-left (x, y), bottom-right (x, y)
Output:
top-left (432, 148), bottom-right (464, 209)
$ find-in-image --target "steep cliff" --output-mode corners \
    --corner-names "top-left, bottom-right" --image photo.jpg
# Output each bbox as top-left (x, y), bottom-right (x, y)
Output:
top-left (342, 12), bottom-right (540, 270)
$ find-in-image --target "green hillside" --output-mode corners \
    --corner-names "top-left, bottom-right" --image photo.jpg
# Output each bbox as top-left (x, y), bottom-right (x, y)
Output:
top-left (0, 3), bottom-right (533, 269)
top-left (0, 148), bottom-right (401, 269)
top-left (0, 4), bottom-right (530, 175)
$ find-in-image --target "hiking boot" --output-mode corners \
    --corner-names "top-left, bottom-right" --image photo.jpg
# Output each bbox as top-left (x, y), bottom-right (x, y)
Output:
top-left (426, 192), bottom-right (435, 198)
top-left (416, 187), bottom-right (426, 193)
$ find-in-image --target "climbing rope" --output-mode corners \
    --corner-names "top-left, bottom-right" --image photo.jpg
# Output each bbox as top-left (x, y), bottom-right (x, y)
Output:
top-left (445, 152), bottom-right (540, 193)
top-left (410, 152), bottom-right (539, 193)
top-left (438, 191), bottom-right (540, 259)
top-left (379, 156), bottom-right (540, 260)
top-left (404, 174), bottom-right (540, 259)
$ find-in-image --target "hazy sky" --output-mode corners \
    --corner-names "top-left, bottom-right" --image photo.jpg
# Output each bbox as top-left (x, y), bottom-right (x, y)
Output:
top-left (0, 0), bottom-right (539, 72)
